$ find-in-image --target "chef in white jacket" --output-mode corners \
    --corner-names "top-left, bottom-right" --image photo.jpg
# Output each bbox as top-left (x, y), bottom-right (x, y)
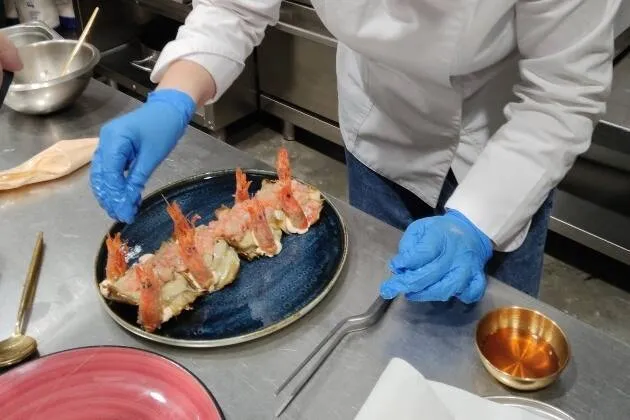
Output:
top-left (90, 0), bottom-right (621, 303)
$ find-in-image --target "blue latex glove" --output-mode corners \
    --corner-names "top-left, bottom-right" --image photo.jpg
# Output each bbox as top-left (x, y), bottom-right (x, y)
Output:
top-left (380, 210), bottom-right (493, 304)
top-left (90, 89), bottom-right (196, 223)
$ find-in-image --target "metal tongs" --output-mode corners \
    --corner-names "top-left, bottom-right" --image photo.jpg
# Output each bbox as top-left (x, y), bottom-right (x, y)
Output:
top-left (275, 296), bottom-right (393, 417)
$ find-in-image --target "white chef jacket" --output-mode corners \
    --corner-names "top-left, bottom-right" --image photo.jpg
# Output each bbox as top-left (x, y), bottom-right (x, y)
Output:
top-left (152, 0), bottom-right (620, 252)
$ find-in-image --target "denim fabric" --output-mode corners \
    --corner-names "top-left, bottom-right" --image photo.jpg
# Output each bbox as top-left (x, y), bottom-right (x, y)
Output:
top-left (345, 151), bottom-right (552, 297)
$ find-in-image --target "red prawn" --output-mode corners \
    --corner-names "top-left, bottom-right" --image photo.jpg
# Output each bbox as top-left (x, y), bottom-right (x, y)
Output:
top-left (105, 232), bottom-right (128, 280)
top-left (276, 147), bottom-right (308, 230)
top-left (234, 168), bottom-right (251, 204)
top-left (279, 182), bottom-right (308, 230)
top-left (166, 201), bottom-right (214, 289)
top-left (136, 265), bottom-right (162, 333)
top-left (246, 199), bottom-right (279, 256)
top-left (277, 147), bottom-right (293, 182)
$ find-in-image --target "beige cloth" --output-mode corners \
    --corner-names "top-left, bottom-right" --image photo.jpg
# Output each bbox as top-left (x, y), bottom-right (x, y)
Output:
top-left (0, 138), bottom-right (98, 190)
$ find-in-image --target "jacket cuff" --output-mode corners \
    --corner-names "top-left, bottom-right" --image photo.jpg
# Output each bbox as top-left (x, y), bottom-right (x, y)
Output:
top-left (444, 142), bottom-right (545, 252)
top-left (445, 209), bottom-right (494, 259)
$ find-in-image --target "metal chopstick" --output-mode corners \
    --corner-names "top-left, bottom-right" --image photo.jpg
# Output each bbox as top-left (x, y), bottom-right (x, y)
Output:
top-left (275, 296), bottom-right (393, 417)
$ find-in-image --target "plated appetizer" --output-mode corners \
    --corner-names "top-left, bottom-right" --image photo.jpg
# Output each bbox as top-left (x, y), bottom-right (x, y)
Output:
top-left (100, 147), bottom-right (324, 332)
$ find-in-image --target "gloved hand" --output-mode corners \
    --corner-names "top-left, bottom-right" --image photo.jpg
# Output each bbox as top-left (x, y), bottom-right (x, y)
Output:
top-left (90, 89), bottom-right (196, 223)
top-left (380, 209), bottom-right (493, 304)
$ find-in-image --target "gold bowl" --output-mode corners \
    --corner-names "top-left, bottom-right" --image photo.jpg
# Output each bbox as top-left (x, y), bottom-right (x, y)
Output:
top-left (475, 306), bottom-right (570, 391)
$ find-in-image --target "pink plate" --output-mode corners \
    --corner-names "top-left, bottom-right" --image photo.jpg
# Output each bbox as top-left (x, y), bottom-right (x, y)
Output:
top-left (0, 346), bottom-right (224, 420)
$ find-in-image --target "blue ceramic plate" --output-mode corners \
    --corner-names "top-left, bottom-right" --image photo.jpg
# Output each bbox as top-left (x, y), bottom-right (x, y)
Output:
top-left (94, 170), bottom-right (348, 348)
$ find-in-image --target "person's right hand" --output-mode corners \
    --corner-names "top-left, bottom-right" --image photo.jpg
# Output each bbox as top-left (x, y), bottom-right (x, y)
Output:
top-left (90, 89), bottom-right (196, 223)
top-left (0, 32), bottom-right (23, 80)
top-left (380, 210), bottom-right (493, 304)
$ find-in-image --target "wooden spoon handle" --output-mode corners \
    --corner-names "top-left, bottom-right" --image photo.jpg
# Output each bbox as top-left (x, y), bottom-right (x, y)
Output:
top-left (61, 7), bottom-right (99, 76)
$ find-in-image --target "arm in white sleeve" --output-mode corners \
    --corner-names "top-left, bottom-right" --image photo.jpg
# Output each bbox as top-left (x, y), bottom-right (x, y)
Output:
top-left (151, 0), bottom-right (282, 103)
top-left (445, 0), bottom-right (621, 251)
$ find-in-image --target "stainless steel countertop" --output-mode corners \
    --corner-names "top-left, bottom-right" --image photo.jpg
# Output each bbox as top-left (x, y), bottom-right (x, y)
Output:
top-left (1, 81), bottom-right (630, 420)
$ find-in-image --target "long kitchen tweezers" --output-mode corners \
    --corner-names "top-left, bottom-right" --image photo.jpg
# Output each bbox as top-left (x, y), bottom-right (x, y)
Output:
top-left (275, 296), bottom-right (393, 417)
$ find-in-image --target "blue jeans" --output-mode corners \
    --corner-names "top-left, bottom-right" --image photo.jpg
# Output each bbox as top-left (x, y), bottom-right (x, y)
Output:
top-left (345, 151), bottom-right (553, 297)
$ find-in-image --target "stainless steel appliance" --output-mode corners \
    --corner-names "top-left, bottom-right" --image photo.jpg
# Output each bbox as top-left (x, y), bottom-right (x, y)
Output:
top-left (72, 0), bottom-right (257, 139)
top-left (551, 122), bottom-right (630, 264)
top-left (257, 0), bottom-right (340, 144)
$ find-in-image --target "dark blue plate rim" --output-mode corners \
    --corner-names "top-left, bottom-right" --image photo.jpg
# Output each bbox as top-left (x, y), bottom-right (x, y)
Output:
top-left (93, 169), bottom-right (348, 348)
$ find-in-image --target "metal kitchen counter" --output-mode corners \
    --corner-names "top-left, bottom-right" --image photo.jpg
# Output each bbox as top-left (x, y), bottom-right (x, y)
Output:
top-left (1, 81), bottom-right (630, 420)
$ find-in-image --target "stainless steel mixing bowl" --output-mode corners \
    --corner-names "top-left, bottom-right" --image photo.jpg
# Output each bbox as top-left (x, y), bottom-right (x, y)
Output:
top-left (5, 40), bottom-right (100, 115)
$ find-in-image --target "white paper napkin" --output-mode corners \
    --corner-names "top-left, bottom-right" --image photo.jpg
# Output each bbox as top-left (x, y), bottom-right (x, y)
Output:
top-left (355, 358), bottom-right (548, 420)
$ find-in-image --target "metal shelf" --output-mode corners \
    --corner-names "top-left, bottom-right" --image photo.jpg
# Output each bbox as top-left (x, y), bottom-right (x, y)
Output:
top-left (123, 0), bottom-right (192, 23)
top-left (260, 95), bottom-right (342, 145)
top-left (550, 190), bottom-right (630, 265)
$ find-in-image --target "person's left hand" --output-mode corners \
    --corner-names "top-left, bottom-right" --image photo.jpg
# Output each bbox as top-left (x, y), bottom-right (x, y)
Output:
top-left (380, 209), bottom-right (493, 304)
top-left (90, 89), bottom-right (196, 223)
top-left (0, 32), bottom-right (23, 80)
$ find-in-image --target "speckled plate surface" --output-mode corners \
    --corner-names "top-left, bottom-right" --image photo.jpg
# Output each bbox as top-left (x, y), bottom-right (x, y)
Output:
top-left (94, 169), bottom-right (348, 348)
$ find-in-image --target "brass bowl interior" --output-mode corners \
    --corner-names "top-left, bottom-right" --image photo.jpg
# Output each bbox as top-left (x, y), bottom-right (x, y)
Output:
top-left (475, 306), bottom-right (570, 382)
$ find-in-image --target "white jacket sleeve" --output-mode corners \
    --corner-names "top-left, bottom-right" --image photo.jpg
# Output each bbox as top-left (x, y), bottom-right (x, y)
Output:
top-left (445, 0), bottom-right (621, 252)
top-left (151, 0), bottom-right (281, 103)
